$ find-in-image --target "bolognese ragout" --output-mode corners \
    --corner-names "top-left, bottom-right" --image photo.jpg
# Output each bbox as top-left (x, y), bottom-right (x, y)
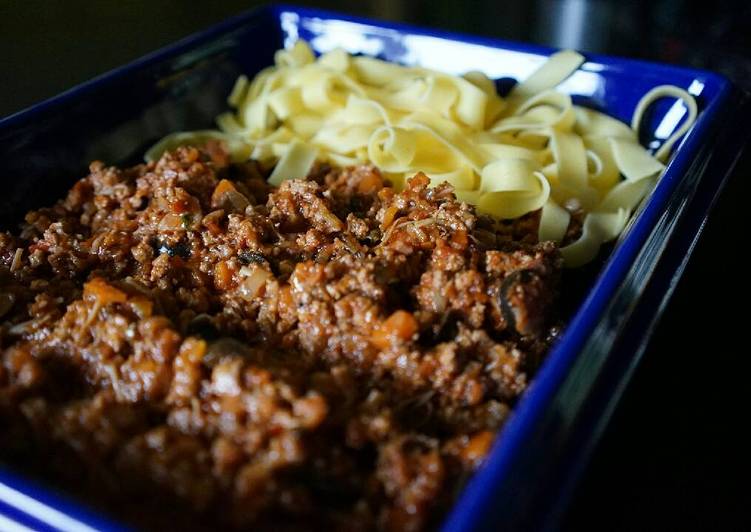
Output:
top-left (0, 38), bottom-right (698, 530)
top-left (1, 146), bottom-right (562, 530)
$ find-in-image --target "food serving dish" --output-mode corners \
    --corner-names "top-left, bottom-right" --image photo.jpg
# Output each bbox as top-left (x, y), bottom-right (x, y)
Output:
top-left (0, 5), bottom-right (747, 531)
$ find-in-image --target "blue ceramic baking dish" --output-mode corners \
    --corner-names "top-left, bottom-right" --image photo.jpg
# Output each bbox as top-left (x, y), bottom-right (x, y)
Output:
top-left (0, 5), bottom-right (748, 531)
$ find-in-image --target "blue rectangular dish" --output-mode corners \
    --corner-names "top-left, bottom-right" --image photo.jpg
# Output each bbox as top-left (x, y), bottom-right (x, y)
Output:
top-left (1, 5), bottom-right (747, 531)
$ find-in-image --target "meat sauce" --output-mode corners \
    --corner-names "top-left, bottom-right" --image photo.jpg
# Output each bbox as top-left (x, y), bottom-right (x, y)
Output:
top-left (0, 147), bottom-right (562, 531)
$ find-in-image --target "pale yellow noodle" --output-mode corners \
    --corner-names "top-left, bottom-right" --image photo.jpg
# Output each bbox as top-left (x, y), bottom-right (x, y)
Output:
top-left (147, 40), bottom-right (698, 266)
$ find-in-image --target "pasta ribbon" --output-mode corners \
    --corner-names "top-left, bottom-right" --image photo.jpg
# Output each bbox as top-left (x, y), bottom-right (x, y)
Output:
top-left (145, 130), bottom-right (251, 163)
top-left (631, 85), bottom-right (698, 162)
top-left (539, 200), bottom-right (571, 243)
top-left (147, 41), bottom-right (698, 266)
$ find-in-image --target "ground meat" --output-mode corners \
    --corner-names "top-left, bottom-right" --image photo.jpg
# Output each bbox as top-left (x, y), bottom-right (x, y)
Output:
top-left (0, 146), bottom-right (563, 531)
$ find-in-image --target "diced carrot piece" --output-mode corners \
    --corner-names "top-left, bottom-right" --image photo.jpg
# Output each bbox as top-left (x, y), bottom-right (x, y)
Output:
top-left (179, 337), bottom-right (207, 363)
top-left (381, 206), bottom-right (399, 230)
top-left (129, 295), bottom-right (153, 319)
top-left (293, 393), bottom-right (328, 429)
top-left (371, 310), bottom-right (418, 350)
top-left (83, 278), bottom-right (127, 305)
top-left (357, 171), bottom-right (382, 194)
top-left (214, 260), bottom-right (234, 290)
top-left (461, 431), bottom-right (494, 467)
top-left (451, 229), bottom-right (468, 248)
top-left (371, 329), bottom-right (390, 351)
top-left (407, 172), bottom-right (430, 188)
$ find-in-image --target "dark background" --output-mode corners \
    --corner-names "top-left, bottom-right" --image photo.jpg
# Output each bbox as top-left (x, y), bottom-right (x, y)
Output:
top-left (2, 1), bottom-right (750, 530)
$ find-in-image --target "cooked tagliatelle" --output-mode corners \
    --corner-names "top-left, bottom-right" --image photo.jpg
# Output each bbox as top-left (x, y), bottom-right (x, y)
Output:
top-left (147, 41), bottom-right (697, 267)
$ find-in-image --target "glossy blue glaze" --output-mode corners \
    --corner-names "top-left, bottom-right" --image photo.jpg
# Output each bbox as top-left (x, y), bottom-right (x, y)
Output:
top-left (0, 5), bottom-right (746, 531)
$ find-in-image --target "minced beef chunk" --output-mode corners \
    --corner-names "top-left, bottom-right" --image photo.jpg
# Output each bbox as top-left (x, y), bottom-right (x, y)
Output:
top-left (0, 147), bottom-right (562, 531)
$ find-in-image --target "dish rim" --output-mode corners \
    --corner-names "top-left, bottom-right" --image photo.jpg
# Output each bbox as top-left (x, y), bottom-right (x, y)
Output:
top-left (0, 4), bottom-right (736, 531)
